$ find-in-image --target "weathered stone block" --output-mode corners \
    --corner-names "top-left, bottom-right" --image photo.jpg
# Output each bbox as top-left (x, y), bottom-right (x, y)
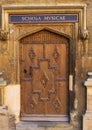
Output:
top-left (83, 72), bottom-right (92, 130)
top-left (16, 122), bottom-right (73, 130)
top-left (83, 114), bottom-right (92, 130)
top-left (0, 106), bottom-right (9, 130)
top-left (0, 106), bottom-right (16, 130)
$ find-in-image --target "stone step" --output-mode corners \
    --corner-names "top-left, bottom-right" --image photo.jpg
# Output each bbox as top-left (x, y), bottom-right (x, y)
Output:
top-left (16, 121), bottom-right (73, 130)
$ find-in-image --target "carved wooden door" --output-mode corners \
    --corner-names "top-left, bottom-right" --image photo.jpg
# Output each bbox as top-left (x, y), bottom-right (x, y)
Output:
top-left (19, 30), bottom-right (69, 121)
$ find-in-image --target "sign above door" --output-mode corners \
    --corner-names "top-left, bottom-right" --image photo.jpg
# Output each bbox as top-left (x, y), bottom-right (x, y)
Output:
top-left (9, 14), bottom-right (78, 24)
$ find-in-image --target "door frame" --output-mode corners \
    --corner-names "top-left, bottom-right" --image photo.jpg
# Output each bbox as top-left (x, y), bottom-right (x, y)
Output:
top-left (1, 5), bottom-right (85, 122)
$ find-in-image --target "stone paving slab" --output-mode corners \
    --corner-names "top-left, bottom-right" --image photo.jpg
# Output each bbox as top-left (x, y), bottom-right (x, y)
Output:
top-left (16, 122), bottom-right (73, 130)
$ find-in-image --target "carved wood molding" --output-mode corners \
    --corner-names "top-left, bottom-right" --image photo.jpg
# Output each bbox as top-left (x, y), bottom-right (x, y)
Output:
top-left (15, 25), bottom-right (73, 41)
top-left (0, 30), bottom-right (8, 41)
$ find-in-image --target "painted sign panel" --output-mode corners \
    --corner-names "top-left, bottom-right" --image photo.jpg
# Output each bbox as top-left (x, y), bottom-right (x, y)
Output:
top-left (9, 14), bottom-right (78, 23)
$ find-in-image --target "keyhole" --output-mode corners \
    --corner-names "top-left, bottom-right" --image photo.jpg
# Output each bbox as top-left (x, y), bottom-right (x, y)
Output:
top-left (23, 69), bottom-right (27, 73)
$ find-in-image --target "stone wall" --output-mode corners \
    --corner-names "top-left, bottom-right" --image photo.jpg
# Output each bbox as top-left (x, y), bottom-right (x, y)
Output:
top-left (0, 106), bottom-right (15, 130)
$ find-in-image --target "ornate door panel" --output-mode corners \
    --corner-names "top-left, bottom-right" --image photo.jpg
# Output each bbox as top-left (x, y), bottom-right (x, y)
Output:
top-left (19, 30), bottom-right (69, 121)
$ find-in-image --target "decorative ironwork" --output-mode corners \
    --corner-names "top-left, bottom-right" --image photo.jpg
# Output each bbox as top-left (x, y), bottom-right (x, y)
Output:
top-left (53, 97), bottom-right (61, 112)
top-left (53, 46), bottom-right (60, 62)
top-left (28, 47), bottom-right (36, 62)
top-left (40, 72), bottom-right (49, 87)
top-left (30, 98), bottom-right (37, 109)
top-left (31, 59), bottom-right (56, 100)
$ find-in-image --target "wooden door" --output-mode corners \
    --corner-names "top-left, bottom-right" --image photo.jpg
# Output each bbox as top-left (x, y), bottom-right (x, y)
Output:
top-left (19, 30), bottom-right (69, 121)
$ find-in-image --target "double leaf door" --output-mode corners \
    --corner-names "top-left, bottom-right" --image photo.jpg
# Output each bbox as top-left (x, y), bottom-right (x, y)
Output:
top-left (19, 30), bottom-right (69, 121)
